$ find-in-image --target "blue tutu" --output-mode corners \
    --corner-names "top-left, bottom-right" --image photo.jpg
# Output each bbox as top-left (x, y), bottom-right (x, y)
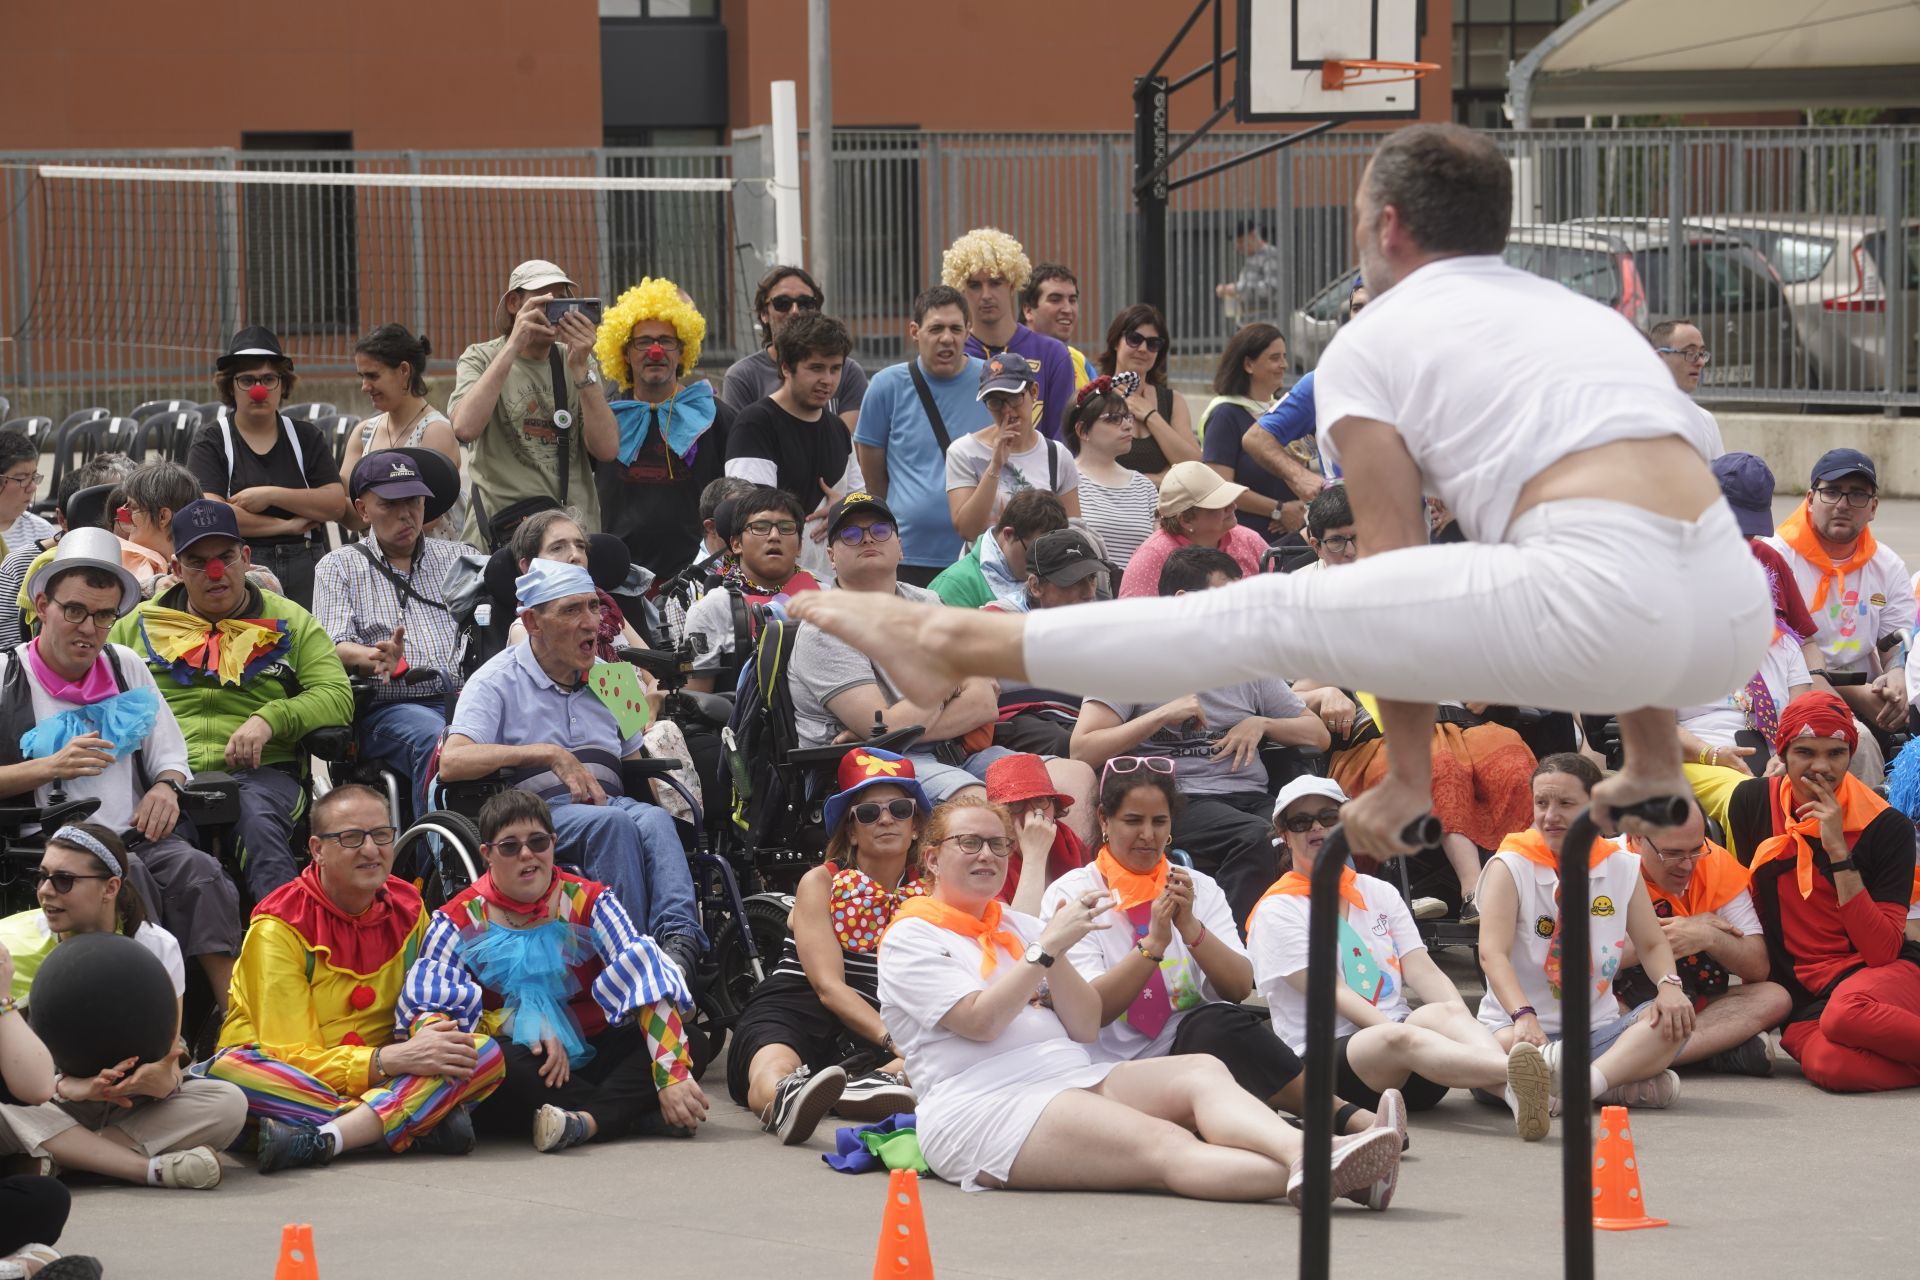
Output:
top-left (462, 919), bottom-right (600, 1068)
top-left (19, 688), bottom-right (160, 762)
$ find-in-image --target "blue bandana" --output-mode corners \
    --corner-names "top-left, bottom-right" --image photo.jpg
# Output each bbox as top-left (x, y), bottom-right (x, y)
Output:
top-left (514, 558), bottom-right (597, 611)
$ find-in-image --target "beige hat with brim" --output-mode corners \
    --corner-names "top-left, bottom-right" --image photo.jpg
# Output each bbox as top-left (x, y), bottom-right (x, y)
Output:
top-left (494, 259), bottom-right (577, 329)
top-left (1158, 460), bottom-right (1248, 514)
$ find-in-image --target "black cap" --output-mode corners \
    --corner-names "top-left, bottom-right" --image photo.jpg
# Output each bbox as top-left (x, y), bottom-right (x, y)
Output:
top-left (1027, 529), bottom-right (1105, 586)
top-left (826, 489), bottom-right (894, 537)
top-left (217, 325), bottom-right (287, 371)
top-left (976, 352), bottom-right (1038, 401)
top-left (1810, 448), bottom-right (1876, 489)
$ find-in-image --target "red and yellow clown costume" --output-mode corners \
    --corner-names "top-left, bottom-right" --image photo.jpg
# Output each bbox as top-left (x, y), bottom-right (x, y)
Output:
top-left (205, 868), bottom-right (504, 1150)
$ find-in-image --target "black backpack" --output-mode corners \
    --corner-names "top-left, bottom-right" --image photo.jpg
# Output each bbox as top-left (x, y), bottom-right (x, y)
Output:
top-left (723, 612), bottom-right (800, 849)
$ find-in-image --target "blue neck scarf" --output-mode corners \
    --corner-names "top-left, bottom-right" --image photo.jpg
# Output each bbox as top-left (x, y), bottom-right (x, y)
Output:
top-left (611, 380), bottom-right (718, 466)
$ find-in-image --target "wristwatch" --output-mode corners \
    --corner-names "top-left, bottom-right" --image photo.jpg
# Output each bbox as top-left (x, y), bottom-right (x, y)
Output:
top-left (1827, 858), bottom-right (1857, 875)
top-left (574, 366), bottom-right (601, 391)
top-left (1022, 943), bottom-right (1055, 969)
top-left (1657, 974), bottom-right (1685, 990)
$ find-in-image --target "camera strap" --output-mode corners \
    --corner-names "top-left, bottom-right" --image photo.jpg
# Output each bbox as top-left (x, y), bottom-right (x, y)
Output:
top-left (550, 345), bottom-right (571, 506)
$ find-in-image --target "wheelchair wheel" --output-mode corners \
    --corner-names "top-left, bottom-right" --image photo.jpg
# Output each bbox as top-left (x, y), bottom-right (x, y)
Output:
top-left (707, 892), bottom-right (793, 1022)
top-left (396, 810), bottom-right (486, 911)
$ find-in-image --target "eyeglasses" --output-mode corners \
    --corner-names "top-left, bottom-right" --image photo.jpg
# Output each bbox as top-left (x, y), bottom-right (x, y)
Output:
top-left (49, 598), bottom-right (120, 631)
top-left (1811, 487), bottom-right (1875, 508)
top-left (834, 521), bottom-right (895, 546)
top-left (1655, 347), bottom-right (1711, 364)
top-left (1647, 841), bottom-right (1706, 864)
top-left (1318, 534), bottom-right (1359, 554)
top-left (487, 832), bottom-right (555, 858)
top-left (1281, 807), bottom-right (1344, 834)
top-left (1102, 755), bottom-right (1175, 784)
top-left (937, 833), bottom-right (1013, 857)
top-left (36, 869), bottom-right (110, 894)
top-left (1, 472), bottom-right (42, 491)
top-left (1122, 330), bottom-right (1167, 354)
top-left (768, 295), bottom-right (820, 314)
top-left (628, 334), bottom-right (684, 351)
top-left (234, 374), bottom-right (282, 390)
top-left (744, 519), bottom-right (800, 537)
top-left (853, 798), bottom-right (918, 825)
top-left (318, 826), bottom-right (398, 849)
top-left (180, 549), bottom-right (242, 576)
top-left (1097, 411), bottom-right (1137, 426)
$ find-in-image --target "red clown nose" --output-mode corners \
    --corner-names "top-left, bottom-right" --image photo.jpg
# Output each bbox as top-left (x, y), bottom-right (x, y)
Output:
top-left (203, 557), bottom-right (226, 581)
top-left (647, 343), bottom-right (667, 363)
top-left (247, 383), bottom-right (270, 403)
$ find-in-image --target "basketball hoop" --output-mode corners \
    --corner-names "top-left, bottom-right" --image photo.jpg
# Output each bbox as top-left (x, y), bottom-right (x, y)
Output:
top-left (1321, 59), bottom-right (1440, 91)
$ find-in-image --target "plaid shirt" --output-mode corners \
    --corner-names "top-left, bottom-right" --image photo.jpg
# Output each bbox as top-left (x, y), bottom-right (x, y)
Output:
top-left (313, 535), bottom-right (471, 702)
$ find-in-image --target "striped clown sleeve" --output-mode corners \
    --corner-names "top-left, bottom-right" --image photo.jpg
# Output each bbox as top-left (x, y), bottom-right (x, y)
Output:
top-left (588, 891), bottom-right (694, 1023)
top-left (396, 913), bottom-right (485, 1034)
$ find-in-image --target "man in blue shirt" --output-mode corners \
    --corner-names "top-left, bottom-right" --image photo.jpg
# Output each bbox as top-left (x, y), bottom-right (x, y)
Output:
top-left (1243, 278), bottom-right (1370, 495)
top-left (852, 286), bottom-right (990, 586)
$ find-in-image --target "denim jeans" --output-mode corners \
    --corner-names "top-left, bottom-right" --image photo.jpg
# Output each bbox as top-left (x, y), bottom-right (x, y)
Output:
top-left (548, 795), bottom-right (705, 949)
top-left (357, 699), bottom-right (447, 825)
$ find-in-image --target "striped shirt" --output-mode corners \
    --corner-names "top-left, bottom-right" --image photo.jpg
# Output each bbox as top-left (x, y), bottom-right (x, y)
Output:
top-left (1076, 470), bottom-right (1160, 570)
top-left (313, 535), bottom-right (472, 702)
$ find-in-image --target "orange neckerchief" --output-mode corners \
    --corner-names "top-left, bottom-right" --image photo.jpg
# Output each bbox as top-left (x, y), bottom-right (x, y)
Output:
top-left (1640, 844), bottom-right (1751, 917)
top-left (1258, 867), bottom-right (1368, 915)
top-left (887, 895), bottom-right (1025, 978)
top-left (1499, 827), bottom-right (1617, 873)
top-left (1777, 498), bottom-right (1878, 613)
top-left (1750, 773), bottom-right (1887, 899)
top-left (1093, 846), bottom-right (1169, 912)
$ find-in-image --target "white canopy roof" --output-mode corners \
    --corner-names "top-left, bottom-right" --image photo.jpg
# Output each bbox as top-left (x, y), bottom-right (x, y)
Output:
top-left (1507, 0), bottom-right (1920, 126)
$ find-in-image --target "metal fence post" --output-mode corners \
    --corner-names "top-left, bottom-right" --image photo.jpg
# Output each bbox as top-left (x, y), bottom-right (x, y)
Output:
top-left (407, 151), bottom-right (426, 340)
top-left (924, 134), bottom-right (944, 288)
top-left (1879, 134), bottom-right (1907, 416)
top-left (1667, 135), bottom-right (1685, 330)
top-left (1274, 149), bottom-right (1295, 319)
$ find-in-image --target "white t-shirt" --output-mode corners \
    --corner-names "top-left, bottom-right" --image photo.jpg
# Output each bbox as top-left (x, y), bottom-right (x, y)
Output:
top-left (1475, 845), bottom-right (1642, 1037)
top-left (1038, 863), bottom-right (1245, 1061)
top-left (1676, 628), bottom-right (1811, 747)
top-left (1762, 535), bottom-right (1916, 678)
top-left (1246, 872), bottom-right (1424, 1055)
top-left (1314, 255), bottom-right (1716, 543)
top-left (680, 586), bottom-right (739, 673)
top-left (1712, 886), bottom-right (1764, 938)
top-left (18, 913), bottom-right (187, 998)
top-left (945, 432), bottom-right (1080, 529)
top-left (1687, 400), bottom-right (1726, 460)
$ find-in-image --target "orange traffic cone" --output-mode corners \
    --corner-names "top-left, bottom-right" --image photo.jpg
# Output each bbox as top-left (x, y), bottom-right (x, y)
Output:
top-left (1592, 1105), bottom-right (1668, 1231)
top-left (871, 1168), bottom-right (934, 1278)
top-left (274, 1223), bottom-right (320, 1279)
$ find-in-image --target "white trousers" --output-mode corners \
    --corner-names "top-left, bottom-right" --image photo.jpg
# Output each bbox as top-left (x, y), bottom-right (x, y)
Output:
top-left (1024, 499), bottom-right (1772, 716)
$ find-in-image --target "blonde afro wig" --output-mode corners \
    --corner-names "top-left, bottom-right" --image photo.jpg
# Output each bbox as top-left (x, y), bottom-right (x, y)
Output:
top-left (941, 227), bottom-right (1032, 293)
top-left (595, 277), bottom-right (706, 390)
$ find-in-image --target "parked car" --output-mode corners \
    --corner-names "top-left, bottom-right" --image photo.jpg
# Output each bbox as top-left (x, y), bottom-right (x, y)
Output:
top-left (1569, 218), bottom-right (1804, 394)
top-left (1683, 215), bottom-right (1916, 394)
top-left (1286, 224), bottom-right (1645, 373)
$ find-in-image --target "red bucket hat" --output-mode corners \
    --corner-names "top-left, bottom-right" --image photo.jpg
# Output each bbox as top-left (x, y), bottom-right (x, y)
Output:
top-left (984, 753), bottom-right (1074, 812)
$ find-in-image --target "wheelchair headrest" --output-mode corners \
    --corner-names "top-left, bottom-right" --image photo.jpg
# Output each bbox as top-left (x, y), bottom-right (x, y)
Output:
top-left (587, 533), bottom-right (634, 595)
top-left (65, 483), bottom-right (116, 532)
top-left (482, 545), bottom-right (521, 615)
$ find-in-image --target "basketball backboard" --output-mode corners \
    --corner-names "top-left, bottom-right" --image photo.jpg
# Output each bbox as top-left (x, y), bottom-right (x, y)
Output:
top-left (1237, 0), bottom-right (1427, 122)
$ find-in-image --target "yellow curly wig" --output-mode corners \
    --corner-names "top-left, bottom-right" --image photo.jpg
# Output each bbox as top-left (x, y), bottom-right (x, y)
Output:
top-left (941, 227), bottom-right (1032, 292)
top-left (594, 277), bottom-right (706, 390)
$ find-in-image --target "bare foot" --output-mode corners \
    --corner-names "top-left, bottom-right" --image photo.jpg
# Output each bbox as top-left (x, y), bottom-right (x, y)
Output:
top-left (1590, 770), bottom-right (1693, 839)
top-left (784, 590), bottom-right (971, 705)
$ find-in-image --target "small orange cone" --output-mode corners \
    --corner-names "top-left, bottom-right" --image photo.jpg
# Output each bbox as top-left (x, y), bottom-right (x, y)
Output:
top-left (274, 1223), bottom-right (320, 1279)
top-left (1592, 1105), bottom-right (1668, 1231)
top-left (871, 1168), bottom-right (934, 1278)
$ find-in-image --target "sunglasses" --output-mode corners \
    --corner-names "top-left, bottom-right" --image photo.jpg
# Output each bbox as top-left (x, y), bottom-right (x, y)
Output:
top-left (853, 798), bottom-right (918, 825)
top-left (768, 295), bottom-right (821, 314)
top-left (488, 832), bottom-right (556, 858)
top-left (1281, 807), bottom-right (1343, 834)
top-left (834, 521), bottom-right (895, 546)
top-left (1122, 330), bottom-right (1167, 354)
top-left (36, 869), bottom-right (111, 894)
top-left (1102, 755), bottom-right (1175, 784)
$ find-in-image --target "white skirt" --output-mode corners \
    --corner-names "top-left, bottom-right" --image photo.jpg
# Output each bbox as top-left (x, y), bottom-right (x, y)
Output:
top-left (917, 1040), bottom-right (1117, 1193)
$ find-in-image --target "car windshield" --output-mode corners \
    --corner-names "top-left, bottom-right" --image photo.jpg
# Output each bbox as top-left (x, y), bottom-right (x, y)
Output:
top-left (1738, 230), bottom-right (1836, 285)
top-left (1503, 243), bottom-right (1622, 307)
top-left (1862, 229), bottom-right (1920, 289)
top-left (1635, 244), bottom-right (1782, 313)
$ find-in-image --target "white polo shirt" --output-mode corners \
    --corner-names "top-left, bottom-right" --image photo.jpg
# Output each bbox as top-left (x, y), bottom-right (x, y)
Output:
top-left (1762, 535), bottom-right (1915, 677)
top-left (1314, 255), bottom-right (1716, 543)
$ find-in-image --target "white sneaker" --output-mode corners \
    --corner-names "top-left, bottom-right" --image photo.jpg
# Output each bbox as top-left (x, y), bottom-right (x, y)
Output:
top-left (1410, 897), bottom-right (1447, 921)
top-left (1285, 1128), bottom-right (1401, 1210)
top-left (1596, 1069), bottom-right (1681, 1110)
top-left (152, 1146), bottom-right (223, 1190)
top-left (1506, 1042), bottom-right (1552, 1142)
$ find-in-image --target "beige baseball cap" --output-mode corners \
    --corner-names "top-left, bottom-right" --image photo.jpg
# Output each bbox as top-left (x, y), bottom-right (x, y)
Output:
top-left (1158, 460), bottom-right (1248, 514)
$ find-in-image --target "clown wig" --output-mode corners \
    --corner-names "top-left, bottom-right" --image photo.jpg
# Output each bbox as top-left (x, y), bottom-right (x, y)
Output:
top-left (594, 277), bottom-right (706, 390)
top-left (940, 227), bottom-right (1033, 293)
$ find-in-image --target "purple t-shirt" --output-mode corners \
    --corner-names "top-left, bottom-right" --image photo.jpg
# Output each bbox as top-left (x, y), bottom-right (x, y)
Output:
top-left (965, 323), bottom-right (1076, 440)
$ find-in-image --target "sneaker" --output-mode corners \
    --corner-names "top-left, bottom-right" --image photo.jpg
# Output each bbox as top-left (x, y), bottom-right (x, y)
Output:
top-left (1596, 1069), bottom-right (1680, 1110)
top-left (532, 1104), bottom-right (592, 1154)
top-left (1339, 1089), bottom-right (1406, 1208)
top-left (1458, 893), bottom-right (1480, 924)
top-left (410, 1104), bottom-right (477, 1156)
top-left (1704, 1034), bottom-right (1775, 1078)
top-left (151, 1146), bottom-right (222, 1189)
top-left (1506, 1042), bottom-right (1552, 1142)
top-left (255, 1118), bottom-right (334, 1175)
top-left (834, 1069), bottom-right (916, 1122)
top-left (760, 1064), bottom-right (845, 1146)
top-left (1410, 897), bottom-right (1447, 921)
top-left (1285, 1128), bottom-right (1401, 1210)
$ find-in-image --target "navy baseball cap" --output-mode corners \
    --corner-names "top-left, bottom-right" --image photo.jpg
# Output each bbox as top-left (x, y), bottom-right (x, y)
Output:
top-left (1810, 448), bottom-right (1876, 489)
top-left (351, 450), bottom-right (436, 502)
top-left (826, 489), bottom-right (895, 537)
top-left (976, 352), bottom-right (1037, 400)
top-left (170, 499), bottom-right (242, 556)
top-left (1711, 452), bottom-right (1776, 540)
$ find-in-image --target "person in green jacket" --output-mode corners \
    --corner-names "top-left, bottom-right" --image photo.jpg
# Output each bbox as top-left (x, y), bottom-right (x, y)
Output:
top-left (927, 487), bottom-right (1068, 611)
top-left (107, 500), bottom-right (352, 902)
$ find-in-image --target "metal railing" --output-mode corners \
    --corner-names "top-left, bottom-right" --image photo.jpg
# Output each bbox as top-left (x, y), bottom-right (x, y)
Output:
top-left (2, 125), bottom-right (1914, 418)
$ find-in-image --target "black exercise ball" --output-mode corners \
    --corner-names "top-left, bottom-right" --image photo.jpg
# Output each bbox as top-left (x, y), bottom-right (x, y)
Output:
top-left (28, 933), bottom-right (177, 1077)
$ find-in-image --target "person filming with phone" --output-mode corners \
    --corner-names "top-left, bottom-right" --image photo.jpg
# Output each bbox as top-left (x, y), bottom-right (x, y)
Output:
top-left (449, 260), bottom-right (620, 547)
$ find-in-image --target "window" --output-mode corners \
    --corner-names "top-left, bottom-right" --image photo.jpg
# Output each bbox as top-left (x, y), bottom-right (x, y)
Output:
top-left (599, 0), bottom-right (716, 17)
top-left (1453, 0), bottom-right (1578, 127)
top-left (239, 132), bottom-right (357, 337)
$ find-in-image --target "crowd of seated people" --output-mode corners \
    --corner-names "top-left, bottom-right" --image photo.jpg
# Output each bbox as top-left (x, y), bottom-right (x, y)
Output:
top-left (1, 231), bottom-right (1916, 1280)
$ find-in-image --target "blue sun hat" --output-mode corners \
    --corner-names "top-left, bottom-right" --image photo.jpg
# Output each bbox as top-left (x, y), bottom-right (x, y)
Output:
top-left (821, 748), bottom-right (933, 834)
